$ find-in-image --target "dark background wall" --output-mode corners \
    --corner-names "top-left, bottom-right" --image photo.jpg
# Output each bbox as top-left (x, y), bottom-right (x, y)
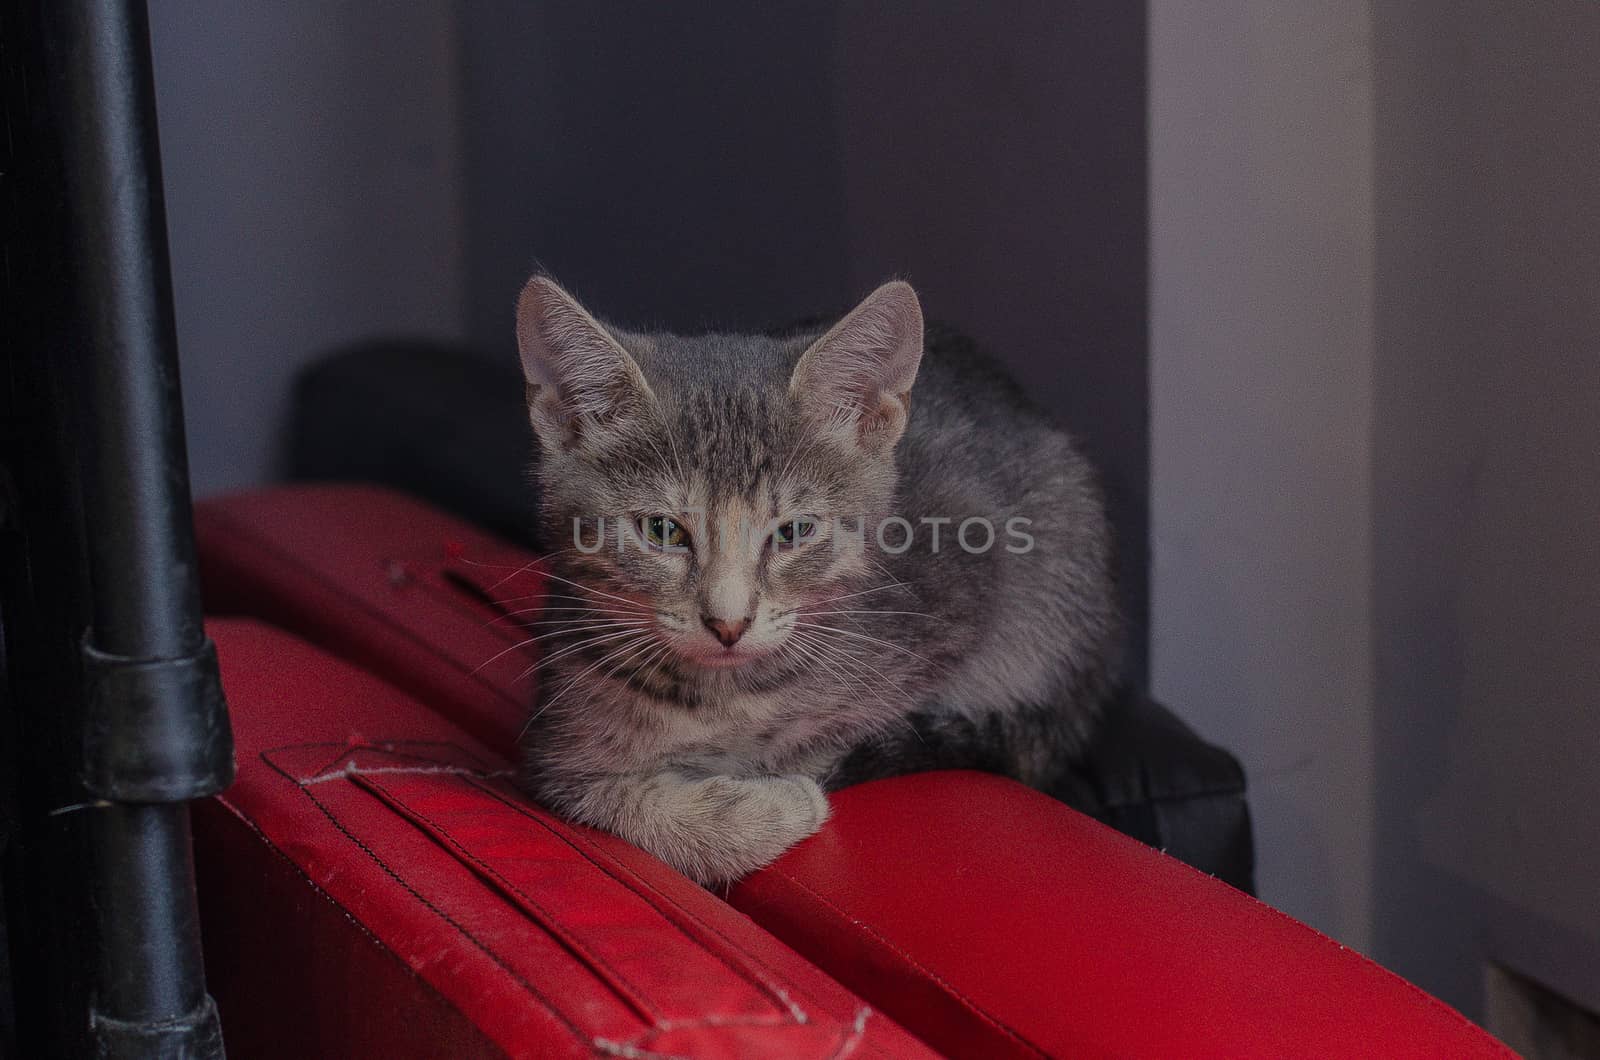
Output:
top-left (149, 1), bottom-right (465, 496)
top-left (457, 0), bottom-right (1150, 673)
top-left (153, 0), bottom-right (1150, 675)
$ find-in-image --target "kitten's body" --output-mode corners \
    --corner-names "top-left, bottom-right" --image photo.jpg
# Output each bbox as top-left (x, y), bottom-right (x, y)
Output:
top-left (515, 278), bottom-right (1120, 884)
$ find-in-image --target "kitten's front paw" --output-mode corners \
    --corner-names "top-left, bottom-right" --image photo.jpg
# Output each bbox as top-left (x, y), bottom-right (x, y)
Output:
top-left (684, 773), bottom-right (829, 885)
top-left (763, 773), bottom-right (832, 837)
top-left (623, 771), bottom-right (825, 886)
top-left (571, 770), bottom-right (832, 887)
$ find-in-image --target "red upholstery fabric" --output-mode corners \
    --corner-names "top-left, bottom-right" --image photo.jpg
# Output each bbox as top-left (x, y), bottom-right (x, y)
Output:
top-left (195, 487), bottom-right (1510, 1058)
top-left (200, 618), bottom-right (931, 1059)
top-left (194, 794), bottom-right (502, 1059)
top-left (196, 484), bottom-right (539, 753)
top-left (731, 772), bottom-right (1512, 1059)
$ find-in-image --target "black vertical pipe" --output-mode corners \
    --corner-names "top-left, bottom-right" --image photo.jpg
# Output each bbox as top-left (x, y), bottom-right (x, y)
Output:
top-left (87, 805), bottom-right (217, 1053)
top-left (37, 1), bottom-right (233, 1055)
top-left (48, 0), bottom-right (201, 658)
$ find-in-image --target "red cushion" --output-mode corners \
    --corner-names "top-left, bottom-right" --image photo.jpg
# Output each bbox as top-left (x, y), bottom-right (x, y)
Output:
top-left (195, 487), bottom-right (1509, 1057)
top-left (731, 771), bottom-right (1512, 1059)
top-left (196, 484), bottom-right (541, 752)
top-left (200, 618), bottom-right (931, 1058)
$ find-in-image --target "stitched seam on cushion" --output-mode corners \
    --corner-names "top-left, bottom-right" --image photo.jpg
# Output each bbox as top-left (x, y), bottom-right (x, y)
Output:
top-left (264, 743), bottom-right (775, 1027)
top-left (1086, 828), bottom-right (1512, 1055)
top-left (359, 772), bottom-right (669, 1027)
top-left (828, 1007), bottom-right (873, 1060)
top-left (291, 779), bottom-right (594, 1047)
top-left (202, 508), bottom-right (526, 713)
top-left (464, 779), bottom-right (818, 1023)
top-left (590, 1038), bottom-right (690, 1060)
top-left (259, 750), bottom-right (894, 1058)
top-left (262, 741), bottom-right (496, 784)
top-left (605, 1009), bottom-right (876, 1060)
top-left (208, 796), bottom-right (512, 1060)
top-left (470, 785), bottom-right (905, 1060)
top-left (1232, 886), bottom-right (1515, 1055)
top-left (763, 868), bottom-right (1051, 1059)
top-left (322, 769), bottom-right (886, 1059)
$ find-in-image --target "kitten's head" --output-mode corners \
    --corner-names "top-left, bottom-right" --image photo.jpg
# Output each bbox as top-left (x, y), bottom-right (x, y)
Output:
top-left (515, 275), bottom-right (923, 675)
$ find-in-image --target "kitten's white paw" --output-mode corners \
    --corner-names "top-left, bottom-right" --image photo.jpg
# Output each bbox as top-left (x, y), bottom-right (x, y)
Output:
top-left (649, 771), bottom-right (838, 890)
top-left (682, 773), bottom-right (829, 885)
top-left (757, 773), bottom-right (831, 838)
top-left (569, 770), bottom-right (832, 887)
top-left (779, 773), bottom-right (832, 832)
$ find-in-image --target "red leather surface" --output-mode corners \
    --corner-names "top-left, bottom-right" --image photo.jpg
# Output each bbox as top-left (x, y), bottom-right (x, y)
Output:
top-left (201, 618), bottom-right (931, 1058)
top-left (196, 484), bottom-right (542, 753)
top-left (194, 795), bottom-right (502, 1060)
top-left (731, 771), bottom-right (1512, 1060)
top-left (196, 487), bottom-right (1509, 1058)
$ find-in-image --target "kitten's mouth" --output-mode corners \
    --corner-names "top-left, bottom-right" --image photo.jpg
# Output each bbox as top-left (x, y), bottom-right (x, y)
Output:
top-left (683, 646), bottom-right (763, 670)
top-left (693, 655), bottom-right (747, 669)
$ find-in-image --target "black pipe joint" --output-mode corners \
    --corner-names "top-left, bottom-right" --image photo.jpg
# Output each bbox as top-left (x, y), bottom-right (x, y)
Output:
top-left (82, 636), bottom-right (235, 803)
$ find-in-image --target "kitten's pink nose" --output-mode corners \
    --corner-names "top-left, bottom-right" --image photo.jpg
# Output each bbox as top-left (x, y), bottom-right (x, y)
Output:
top-left (702, 616), bottom-right (749, 647)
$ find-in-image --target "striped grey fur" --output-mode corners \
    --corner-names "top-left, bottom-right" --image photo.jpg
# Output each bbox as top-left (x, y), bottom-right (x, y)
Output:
top-left (513, 275), bottom-right (1121, 885)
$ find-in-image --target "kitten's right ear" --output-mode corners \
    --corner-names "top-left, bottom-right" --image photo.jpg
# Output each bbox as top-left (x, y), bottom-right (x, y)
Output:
top-left (515, 274), bottom-right (653, 450)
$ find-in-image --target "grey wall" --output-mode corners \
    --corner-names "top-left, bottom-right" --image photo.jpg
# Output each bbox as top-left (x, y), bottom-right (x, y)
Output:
top-left (457, 0), bottom-right (1150, 670)
top-left (1372, 2), bottom-right (1600, 1016)
top-left (1155, 0), bottom-right (1600, 1020)
top-left (1151, 3), bottom-right (1378, 951)
top-left (149, 1), bottom-right (467, 495)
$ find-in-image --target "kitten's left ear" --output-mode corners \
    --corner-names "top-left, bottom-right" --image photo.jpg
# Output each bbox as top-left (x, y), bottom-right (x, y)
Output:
top-left (790, 281), bottom-right (924, 452)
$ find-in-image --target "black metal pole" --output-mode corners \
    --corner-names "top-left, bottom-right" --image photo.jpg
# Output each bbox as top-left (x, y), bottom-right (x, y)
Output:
top-left (37, 1), bottom-right (233, 1055)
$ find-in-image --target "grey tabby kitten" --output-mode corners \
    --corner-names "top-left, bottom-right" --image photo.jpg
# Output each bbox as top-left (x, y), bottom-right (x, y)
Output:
top-left (514, 274), bottom-right (1121, 885)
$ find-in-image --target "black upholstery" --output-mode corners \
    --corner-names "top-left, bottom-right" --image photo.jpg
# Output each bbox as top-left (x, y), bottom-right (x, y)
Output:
top-left (287, 339), bottom-right (1256, 893)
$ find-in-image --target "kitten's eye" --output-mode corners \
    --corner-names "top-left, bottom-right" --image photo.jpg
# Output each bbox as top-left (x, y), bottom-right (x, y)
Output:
top-left (772, 517), bottom-right (819, 549)
top-left (638, 515), bottom-right (689, 550)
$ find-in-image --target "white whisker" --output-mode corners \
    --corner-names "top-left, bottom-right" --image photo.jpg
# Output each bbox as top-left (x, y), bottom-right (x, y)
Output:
top-left (519, 631), bottom-right (658, 737)
top-left (472, 620), bottom-right (650, 674)
top-left (537, 570), bottom-right (651, 611)
top-left (506, 626), bottom-right (651, 683)
top-left (798, 622), bottom-right (937, 668)
top-left (781, 582), bottom-right (913, 614)
top-left (796, 609), bottom-right (937, 621)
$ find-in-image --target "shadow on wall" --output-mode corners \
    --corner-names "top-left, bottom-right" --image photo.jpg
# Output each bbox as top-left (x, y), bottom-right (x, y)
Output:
top-left (459, 2), bottom-right (854, 336)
